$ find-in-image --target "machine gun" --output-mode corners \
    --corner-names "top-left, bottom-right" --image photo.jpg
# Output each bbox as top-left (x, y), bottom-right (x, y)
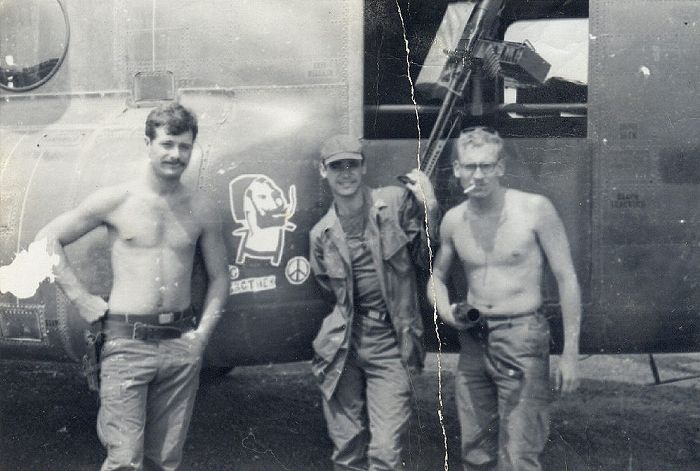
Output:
top-left (453, 302), bottom-right (482, 328)
top-left (453, 302), bottom-right (488, 340)
top-left (398, 0), bottom-right (550, 184)
top-left (398, 0), bottom-right (505, 185)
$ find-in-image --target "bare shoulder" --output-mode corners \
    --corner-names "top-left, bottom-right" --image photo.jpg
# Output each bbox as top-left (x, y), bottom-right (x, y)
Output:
top-left (37, 183), bottom-right (130, 240)
top-left (440, 202), bottom-right (466, 237)
top-left (507, 189), bottom-right (554, 215)
top-left (78, 183), bottom-right (131, 215)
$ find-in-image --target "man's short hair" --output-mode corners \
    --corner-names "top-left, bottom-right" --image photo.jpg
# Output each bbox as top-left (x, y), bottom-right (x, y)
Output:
top-left (145, 103), bottom-right (198, 141)
top-left (455, 126), bottom-right (504, 161)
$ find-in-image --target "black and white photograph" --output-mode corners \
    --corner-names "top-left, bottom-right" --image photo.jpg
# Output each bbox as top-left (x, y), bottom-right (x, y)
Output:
top-left (1, 1), bottom-right (699, 470)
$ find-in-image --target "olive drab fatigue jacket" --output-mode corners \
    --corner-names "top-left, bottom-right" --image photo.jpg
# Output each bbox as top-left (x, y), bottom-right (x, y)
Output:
top-left (309, 185), bottom-right (436, 400)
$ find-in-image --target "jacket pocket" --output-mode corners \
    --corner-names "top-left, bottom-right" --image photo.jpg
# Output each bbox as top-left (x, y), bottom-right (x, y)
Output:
top-left (322, 242), bottom-right (347, 279)
top-left (380, 225), bottom-right (411, 273)
top-left (311, 308), bottom-right (347, 368)
top-left (320, 243), bottom-right (349, 304)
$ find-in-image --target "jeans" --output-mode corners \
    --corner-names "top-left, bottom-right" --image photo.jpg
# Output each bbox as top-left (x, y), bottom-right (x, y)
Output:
top-left (455, 313), bottom-right (552, 471)
top-left (322, 314), bottom-right (412, 471)
top-left (97, 336), bottom-right (202, 471)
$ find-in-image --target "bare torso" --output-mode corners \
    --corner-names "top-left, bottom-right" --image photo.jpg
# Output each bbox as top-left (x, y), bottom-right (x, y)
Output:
top-left (104, 184), bottom-right (204, 315)
top-left (447, 189), bottom-right (544, 316)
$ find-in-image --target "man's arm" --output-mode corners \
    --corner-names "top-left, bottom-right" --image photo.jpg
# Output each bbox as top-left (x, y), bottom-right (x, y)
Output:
top-left (191, 199), bottom-right (228, 341)
top-left (309, 229), bottom-right (332, 294)
top-left (34, 188), bottom-right (123, 323)
top-left (399, 169), bottom-right (440, 268)
top-left (402, 168), bottom-right (440, 239)
top-left (535, 196), bottom-right (582, 393)
top-left (426, 215), bottom-right (466, 329)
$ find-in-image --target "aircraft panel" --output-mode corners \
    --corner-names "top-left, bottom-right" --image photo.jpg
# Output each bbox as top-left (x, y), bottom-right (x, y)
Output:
top-left (589, 0), bottom-right (700, 351)
top-left (0, 303), bottom-right (46, 342)
top-left (185, 88), bottom-right (347, 366)
top-left (3, 0), bottom-right (696, 367)
top-left (0, 0), bottom-right (364, 365)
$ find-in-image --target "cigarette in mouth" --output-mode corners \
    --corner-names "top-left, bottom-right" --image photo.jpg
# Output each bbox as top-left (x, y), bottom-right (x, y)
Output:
top-left (463, 184), bottom-right (476, 195)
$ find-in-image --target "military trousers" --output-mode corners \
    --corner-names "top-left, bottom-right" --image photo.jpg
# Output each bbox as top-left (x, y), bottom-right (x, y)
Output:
top-left (323, 313), bottom-right (412, 471)
top-left (97, 336), bottom-right (203, 471)
top-left (455, 313), bottom-right (552, 471)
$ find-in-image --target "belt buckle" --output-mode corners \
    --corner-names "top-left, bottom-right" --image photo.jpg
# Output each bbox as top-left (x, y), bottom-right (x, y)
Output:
top-left (158, 312), bottom-right (174, 324)
top-left (132, 322), bottom-right (148, 340)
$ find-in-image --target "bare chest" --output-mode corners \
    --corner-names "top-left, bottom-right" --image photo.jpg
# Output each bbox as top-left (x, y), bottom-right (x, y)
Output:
top-left (453, 215), bottom-right (539, 267)
top-left (109, 197), bottom-right (200, 249)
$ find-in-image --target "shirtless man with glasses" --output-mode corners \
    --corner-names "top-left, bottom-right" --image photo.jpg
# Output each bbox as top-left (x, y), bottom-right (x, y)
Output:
top-left (427, 127), bottom-right (581, 471)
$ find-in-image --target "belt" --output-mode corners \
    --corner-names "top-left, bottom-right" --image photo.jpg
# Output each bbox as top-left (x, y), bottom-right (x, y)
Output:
top-left (102, 306), bottom-right (196, 341)
top-left (355, 306), bottom-right (389, 323)
top-left (106, 306), bottom-right (195, 325)
top-left (484, 311), bottom-right (540, 334)
top-left (483, 310), bottom-right (538, 322)
top-left (102, 318), bottom-right (195, 341)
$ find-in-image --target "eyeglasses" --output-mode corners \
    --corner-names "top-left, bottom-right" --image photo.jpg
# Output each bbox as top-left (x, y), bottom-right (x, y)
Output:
top-left (325, 159), bottom-right (362, 171)
top-left (458, 126), bottom-right (503, 145)
top-left (455, 158), bottom-right (501, 175)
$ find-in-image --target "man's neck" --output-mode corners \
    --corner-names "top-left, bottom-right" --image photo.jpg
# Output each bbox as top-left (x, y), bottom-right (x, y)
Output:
top-left (468, 186), bottom-right (506, 215)
top-left (333, 187), bottom-right (366, 217)
top-left (145, 170), bottom-right (183, 196)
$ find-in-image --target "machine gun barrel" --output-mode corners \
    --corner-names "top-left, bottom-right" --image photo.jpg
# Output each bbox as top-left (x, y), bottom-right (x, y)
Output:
top-left (418, 0), bottom-right (505, 179)
top-left (453, 302), bottom-right (483, 330)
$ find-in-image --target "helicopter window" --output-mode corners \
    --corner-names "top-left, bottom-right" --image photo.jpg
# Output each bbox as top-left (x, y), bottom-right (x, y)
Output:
top-left (498, 18), bottom-right (588, 138)
top-left (0, 0), bottom-right (70, 93)
top-left (364, 1), bottom-right (589, 139)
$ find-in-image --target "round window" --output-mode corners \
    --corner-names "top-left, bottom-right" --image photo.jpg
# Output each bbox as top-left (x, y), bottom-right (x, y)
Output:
top-left (0, 0), bottom-right (70, 92)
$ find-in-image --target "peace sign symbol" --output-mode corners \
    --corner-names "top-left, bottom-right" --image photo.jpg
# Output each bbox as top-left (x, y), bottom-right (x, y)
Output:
top-left (285, 256), bottom-right (311, 285)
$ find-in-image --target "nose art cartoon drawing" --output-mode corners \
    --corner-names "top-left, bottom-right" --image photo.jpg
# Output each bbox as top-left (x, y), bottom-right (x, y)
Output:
top-left (229, 174), bottom-right (297, 267)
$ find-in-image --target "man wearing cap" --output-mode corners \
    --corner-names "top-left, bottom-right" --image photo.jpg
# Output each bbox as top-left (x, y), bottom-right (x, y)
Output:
top-left (427, 127), bottom-right (581, 471)
top-left (34, 103), bottom-right (228, 471)
top-left (309, 134), bottom-right (440, 471)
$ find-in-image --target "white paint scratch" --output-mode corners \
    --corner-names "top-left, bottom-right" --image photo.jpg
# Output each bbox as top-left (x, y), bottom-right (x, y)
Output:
top-left (16, 150), bottom-right (44, 256)
top-left (394, 0), bottom-right (421, 160)
top-left (395, 2), bottom-right (449, 470)
top-left (0, 238), bottom-right (59, 299)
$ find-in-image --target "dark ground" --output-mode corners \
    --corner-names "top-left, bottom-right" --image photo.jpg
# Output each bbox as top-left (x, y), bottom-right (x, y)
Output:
top-left (1, 353), bottom-right (700, 471)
